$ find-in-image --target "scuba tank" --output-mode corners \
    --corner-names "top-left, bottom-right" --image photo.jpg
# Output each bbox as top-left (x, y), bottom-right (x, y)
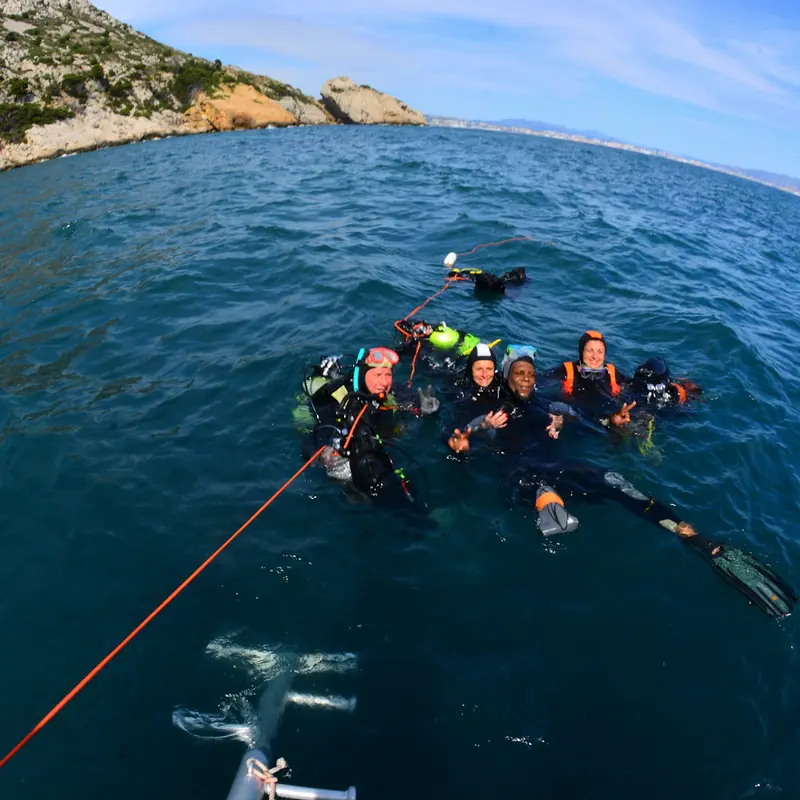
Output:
top-left (293, 355), bottom-right (344, 432)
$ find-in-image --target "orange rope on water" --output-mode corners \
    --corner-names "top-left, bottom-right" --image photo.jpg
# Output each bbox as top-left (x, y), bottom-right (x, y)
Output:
top-left (455, 235), bottom-right (555, 257)
top-left (0, 234), bottom-right (553, 770)
top-left (0, 446), bottom-right (326, 770)
top-left (402, 275), bottom-right (460, 321)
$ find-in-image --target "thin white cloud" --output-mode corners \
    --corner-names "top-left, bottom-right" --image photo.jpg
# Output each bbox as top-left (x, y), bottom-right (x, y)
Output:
top-left (96, 0), bottom-right (800, 126)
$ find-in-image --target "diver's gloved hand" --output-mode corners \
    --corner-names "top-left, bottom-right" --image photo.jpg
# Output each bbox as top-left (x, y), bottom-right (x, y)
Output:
top-left (418, 385), bottom-right (440, 416)
top-left (320, 354), bottom-right (343, 378)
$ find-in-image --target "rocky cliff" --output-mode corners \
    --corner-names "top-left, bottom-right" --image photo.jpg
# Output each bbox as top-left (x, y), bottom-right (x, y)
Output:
top-left (0, 0), bottom-right (331, 169)
top-left (0, 2), bottom-right (424, 171)
top-left (320, 76), bottom-right (427, 126)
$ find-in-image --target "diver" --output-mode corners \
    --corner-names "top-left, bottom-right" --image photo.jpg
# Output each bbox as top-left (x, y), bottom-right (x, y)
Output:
top-left (301, 346), bottom-right (439, 506)
top-left (393, 317), bottom-right (501, 377)
top-left (629, 356), bottom-right (702, 409)
top-left (446, 265), bottom-right (527, 294)
top-left (451, 342), bottom-right (504, 401)
top-left (592, 356), bottom-right (704, 456)
top-left (447, 349), bottom-right (797, 618)
top-left (446, 345), bottom-right (573, 453)
top-left (535, 329), bottom-right (640, 431)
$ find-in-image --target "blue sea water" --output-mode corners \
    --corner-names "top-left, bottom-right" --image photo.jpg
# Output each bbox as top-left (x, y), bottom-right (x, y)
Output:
top-left (1, 126), bottom-right (800, 799)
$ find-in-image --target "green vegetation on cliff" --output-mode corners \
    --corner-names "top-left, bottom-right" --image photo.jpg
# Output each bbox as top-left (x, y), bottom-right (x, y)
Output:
top-left (0, 101), bottom-right (73, 143)
top-left (0, 0), bottom-right (325, 143)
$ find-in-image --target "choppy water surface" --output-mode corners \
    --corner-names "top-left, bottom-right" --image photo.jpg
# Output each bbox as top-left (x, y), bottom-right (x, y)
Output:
top-left (1, 127), bottom-right (800, 799)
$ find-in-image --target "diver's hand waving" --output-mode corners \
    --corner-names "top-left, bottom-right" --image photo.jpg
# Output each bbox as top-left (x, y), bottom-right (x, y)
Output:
top-left (448, 427), bottom-right (472, 453)
top-left (609, 400), bottom-right (636, 427)
top-left (418, 385), bottom-right (440, 416)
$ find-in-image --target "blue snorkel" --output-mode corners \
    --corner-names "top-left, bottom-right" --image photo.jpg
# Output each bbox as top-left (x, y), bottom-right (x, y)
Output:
top-left (352, 348), bottom-right (366, 392)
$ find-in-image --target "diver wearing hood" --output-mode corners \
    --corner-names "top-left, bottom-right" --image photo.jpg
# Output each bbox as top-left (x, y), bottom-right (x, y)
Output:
top-left (452, 342), bottom-right (503, 401)
top-left (302, 346), bottom-right (438, 507)
top-left (540, 330), bottom-right (636, 428)
top-left (558, 330), bottom-right (628, 398)
top-left (446, 355), bottom-right (795, 617)
top-left (447, 346), bottom-right (574, 454)
top-left (630, 357), bottom-right (702, 409)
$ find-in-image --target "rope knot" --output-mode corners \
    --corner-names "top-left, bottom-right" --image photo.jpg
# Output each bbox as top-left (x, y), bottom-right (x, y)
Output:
top-left (247, 756), bottom-right (289, 800)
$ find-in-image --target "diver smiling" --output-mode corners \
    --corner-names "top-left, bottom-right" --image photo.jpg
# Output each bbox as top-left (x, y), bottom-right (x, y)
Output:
top-left (300, 346), bottom-right (439, 506)
top-left (446, 347), bottom-right (797, 618)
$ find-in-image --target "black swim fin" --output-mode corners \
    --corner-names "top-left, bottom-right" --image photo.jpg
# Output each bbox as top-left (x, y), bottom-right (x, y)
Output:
top-left (686, 535), bottom-right (798, 618)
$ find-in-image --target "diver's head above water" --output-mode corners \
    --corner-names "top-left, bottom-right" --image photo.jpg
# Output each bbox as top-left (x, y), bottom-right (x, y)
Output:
top-left (579, 330), bottom-right (606, 370)
top-left (354, 347), bottom-right (399, 396)
top-left (633, 356), bottom-right (670, 389)
top-left (465, 342), bottom-right (497, 388)
top-left (500, 345), bottom-right (537, 401)
top-left (505, 358), bottom-right (536, 400)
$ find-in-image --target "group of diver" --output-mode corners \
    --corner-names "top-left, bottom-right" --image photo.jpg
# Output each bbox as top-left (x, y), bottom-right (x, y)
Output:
top-left (294, 276), bottom-right (797, 619)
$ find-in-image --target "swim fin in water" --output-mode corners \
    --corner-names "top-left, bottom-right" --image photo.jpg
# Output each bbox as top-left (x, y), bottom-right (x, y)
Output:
top-left (535, 486), bottom-right (580, 536)
top-left (601, 472), bottom-right (798, 618)
top-left (682, 534), bottom-right (798, 619)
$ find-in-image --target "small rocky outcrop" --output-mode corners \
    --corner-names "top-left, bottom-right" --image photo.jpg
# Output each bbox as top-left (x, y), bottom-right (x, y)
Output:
top-left (320, 76), bottom-right (426, 126)
top-left (278, 95), bottom-right (332, 125)
top-left (184, 84), bottom-right (296, 132)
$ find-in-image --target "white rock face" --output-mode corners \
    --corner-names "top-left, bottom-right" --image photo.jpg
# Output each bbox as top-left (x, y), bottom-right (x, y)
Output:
top-left (278, 95), bottom-right (331, 125)
top-left (320, 76), bottom-right (426, 126)
top-left (3, 18), bottom-right (36, 33)
top-left (0, 101), bottom-right (185, 170)
top-left (2, 0), bottom-right (98, 16)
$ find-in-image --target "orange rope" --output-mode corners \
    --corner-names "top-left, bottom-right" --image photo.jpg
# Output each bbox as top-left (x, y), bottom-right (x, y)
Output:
top-left (407, 340), bottom-right (422, 388)
top-left (403, 276), bottom-right (459, 321)
top-left (455, 236), bottom-right (554, 257)
top-left (0, 446), bottom-right (326, 770)
top-left (342, 403), bottom-right (368, 451)
top-left (394, 320), bottom-right (412, 339)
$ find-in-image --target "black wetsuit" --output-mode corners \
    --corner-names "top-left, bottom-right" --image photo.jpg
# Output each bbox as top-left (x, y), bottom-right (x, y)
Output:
top-left (540, 361), bottom-right (630, 424)
top-left (451, 380), bottom-right (690, 537)
top-left (306, 375), bottom-right (424, 507)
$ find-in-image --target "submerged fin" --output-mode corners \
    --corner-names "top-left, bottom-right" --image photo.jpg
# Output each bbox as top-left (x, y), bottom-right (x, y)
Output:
top-left (603, 471), bottom-right (650, 501)
top-left (710, 547), bottom-right (798, 618)
top-left (536, 485), bottom-right (580, 537)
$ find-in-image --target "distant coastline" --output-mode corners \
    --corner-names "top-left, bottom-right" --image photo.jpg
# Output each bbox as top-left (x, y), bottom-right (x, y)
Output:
top-left (428, 116), bottom-right (800, 199)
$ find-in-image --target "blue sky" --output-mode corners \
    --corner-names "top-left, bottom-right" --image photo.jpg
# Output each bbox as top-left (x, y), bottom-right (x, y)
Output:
top-left (97, 0), bottom-right (800, 177)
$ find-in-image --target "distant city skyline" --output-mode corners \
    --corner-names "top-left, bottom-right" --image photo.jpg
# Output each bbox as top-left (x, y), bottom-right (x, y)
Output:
top-left (97, 0), bottom-right (800, 178)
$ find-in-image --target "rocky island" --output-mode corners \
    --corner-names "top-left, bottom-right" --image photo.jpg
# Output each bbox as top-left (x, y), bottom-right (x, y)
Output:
top-left (0, 0), bottom-right (426, 171)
